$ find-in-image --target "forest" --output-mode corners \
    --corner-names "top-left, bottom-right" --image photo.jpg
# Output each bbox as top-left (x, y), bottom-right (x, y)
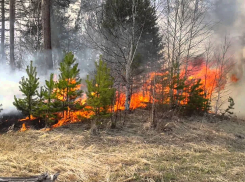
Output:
top-left (0, 0), bottom-right (245, 181)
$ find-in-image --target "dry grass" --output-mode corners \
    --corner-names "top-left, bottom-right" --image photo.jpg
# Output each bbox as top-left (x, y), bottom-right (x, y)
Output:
top-left (1, 110), bottom-right (245, 182)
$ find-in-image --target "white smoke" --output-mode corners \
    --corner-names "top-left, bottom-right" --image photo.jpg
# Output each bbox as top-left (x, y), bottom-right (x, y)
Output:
top-left (0, 63), bottom-right (26, 114)
top-left (0, 48), bottom-right (96, 114)
top-left (211, 0), bottom-right (245, 117)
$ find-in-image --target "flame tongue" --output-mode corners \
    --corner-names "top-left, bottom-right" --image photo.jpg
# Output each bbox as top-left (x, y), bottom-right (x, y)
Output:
top-left (20, 123), bottom-right (27, 132)
top-left (19, 115), bottom-right (36, 122)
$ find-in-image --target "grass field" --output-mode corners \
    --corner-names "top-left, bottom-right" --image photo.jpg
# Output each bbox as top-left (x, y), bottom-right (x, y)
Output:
top-left (1, 110), bottom-right (245, 181)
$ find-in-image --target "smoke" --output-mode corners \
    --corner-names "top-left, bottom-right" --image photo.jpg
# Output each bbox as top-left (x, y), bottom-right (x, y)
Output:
top-left (0, 63), bottom-right (26, 114)
top-left (0, 48), bottom-right (96, 115)
top-left (211, 0), bottom-right (245, 117)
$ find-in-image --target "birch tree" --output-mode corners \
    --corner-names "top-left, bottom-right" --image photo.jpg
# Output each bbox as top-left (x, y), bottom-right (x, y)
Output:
top-left (85, 0), bottom-right (162, 111)
top-left (213, 37), bottom-right (234, 114)
top-left (158, 0), bottom-right (212, 106)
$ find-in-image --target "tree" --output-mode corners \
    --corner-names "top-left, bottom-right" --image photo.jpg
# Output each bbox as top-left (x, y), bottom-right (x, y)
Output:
top-left (213, 37), bottom-right (234, 114)
top-left (86, 0), bottom-right (162, 111)
top-left (1, 0), bottom-right (5, 61)
top-left (0, 104), bottom-right (2, 113)
top-left (185, 79), bottom-right (210, 115)
top-left (34, 74), bottom-right (63, 125)
top-left (222, 96), bottom-right (235, 117)
top-left (56, 52), bottom-right (83, 116)
top-left (86, 56), bottom-right (115, 116)
top-left (33, 86), bottom-right (45, 119)
top-left (162, 0), bottom-right (212, 106)
top-left (10, 0), bottom-right (15, 69)
top-left (44, 73), bottom-right (61, 122)
top-left (13, 61), bottom-right (39, 120)
top-left (86, 56), bottom-right (115, 130)
top-left (42, 0), bottom-right (53, 69)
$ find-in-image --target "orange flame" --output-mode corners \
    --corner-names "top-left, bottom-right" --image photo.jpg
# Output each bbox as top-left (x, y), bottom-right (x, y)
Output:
top-left (19, 115), bottom-right (36, 122)
top-left (18, 58), bottom-right (228, 130)
top-left (20, 123), bottom-right (27, 132)
top-left (231, 74), bottom-right (239, 83)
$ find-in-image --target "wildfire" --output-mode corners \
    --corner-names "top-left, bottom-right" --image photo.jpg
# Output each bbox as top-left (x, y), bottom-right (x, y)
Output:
top-left (19, 115), bottom-right (36, 122)
top-left (231, 74), bottom-right (239, 83)
top-left (20, 123), bottom-right (27, 132)
top-left (18, 58), bottom-right (227, 130)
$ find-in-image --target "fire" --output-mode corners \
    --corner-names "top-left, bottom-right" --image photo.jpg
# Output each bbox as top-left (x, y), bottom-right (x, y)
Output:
top-left (20, 123), bottom-right (27, 132)
top-left (231, 74), bottom-right (239, 83)
top-left (19, 115), bottom-right (36, 122)
top-left (18, 58), bottom-right (228, 130)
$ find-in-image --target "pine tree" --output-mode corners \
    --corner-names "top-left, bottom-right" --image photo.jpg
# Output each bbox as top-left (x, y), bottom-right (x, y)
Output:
top-left (86, 56), bottom-right (115, 129)
top-left (13, 61), bottom-right (39, 120)
top-left (33, 73), bottom-right (63, 125)
top-left (86, 57), bottom-right (115, 115)
top-left (222, 97), bottom-right (235, 117)
top-left (102, 0), bottom-right (163, 70)
top-left (33, 86), bottom-right (45, 119)
top-left (185, 79), bottom-right (210, 115)
top-left (56, 52), bottom-right (83, 116)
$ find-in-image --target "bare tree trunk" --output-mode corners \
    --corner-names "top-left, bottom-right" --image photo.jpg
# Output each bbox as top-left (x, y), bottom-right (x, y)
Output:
top-left (184, 0), bottom-right (199, 77)
top-left (169, 0), bottom-right (179, 107)
top-left (125, 0), bottom-right (136, 111)
top-left (150, 72), bottom-right (156, 128)
top-left (1, 0), bottom-right (5, 61)
top-left (125, 64), bottom-right (131, 110)
top-left (10, 0), bottom-right (15, 69)
top-left (42, 0), bottom-right (53, 70)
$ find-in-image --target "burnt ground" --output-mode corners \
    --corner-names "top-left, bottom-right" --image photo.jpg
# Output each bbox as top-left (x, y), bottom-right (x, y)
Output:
top-left (0, 112), bottom-right (45, 133)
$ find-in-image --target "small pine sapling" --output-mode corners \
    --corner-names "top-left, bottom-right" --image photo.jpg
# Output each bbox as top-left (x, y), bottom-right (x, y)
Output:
top-left (185, 79), bottom-right (210, 115)
top-left (56, 52), bottom-right (83, 117)
top-left (42, 73), bottom-right (64, 125)
top-left (33, 86), bottom-right (45, 118)
top-left (86, 57), bottom-right (116, 119)
top-left (222, 96), bottom-right (235, 117)
top-left (13, 61), bottom-right (39, 120)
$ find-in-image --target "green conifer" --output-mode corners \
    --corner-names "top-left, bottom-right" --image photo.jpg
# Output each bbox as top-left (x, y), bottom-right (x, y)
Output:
top-left (13, 61), bottom-right (39, 120)
top-left (222, 97), bottom-right (235, 117)
top-left (185, 79), bottom-right (210, 115)
top-left (56, 52), bottom-right (83, 115)
top-left (86, 56), bottom-right (115, 117)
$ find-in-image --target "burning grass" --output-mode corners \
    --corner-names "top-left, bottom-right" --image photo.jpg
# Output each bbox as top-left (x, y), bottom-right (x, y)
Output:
top-left (1, 110), bottom-right (245, 181)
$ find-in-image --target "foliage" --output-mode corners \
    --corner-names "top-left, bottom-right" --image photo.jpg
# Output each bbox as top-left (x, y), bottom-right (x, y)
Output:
top-left (33, 74), bottom-right (63, 125)
top-left (56, 52), bottom-right (83, 113)
top-left (86, 56), bottom-right (115, 118)
top-left (185, 79), bottom-right (210, 115)
top-left (102, 0), bottom-right (163, 70)
top-left (13, 61), bottom-right (39, 119)
top-left (33, 86), bottom-right (46, 119)
top-left (222, 97), bottom-right (235, 117)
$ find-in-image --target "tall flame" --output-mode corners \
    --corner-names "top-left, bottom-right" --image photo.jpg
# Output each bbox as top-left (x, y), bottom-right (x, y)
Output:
top-left (20, 123), bottom-right (27, 132)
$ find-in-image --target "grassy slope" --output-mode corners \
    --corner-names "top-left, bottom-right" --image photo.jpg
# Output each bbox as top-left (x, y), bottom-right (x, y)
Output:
top-left (1, 110), bottom-right (245, 182)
